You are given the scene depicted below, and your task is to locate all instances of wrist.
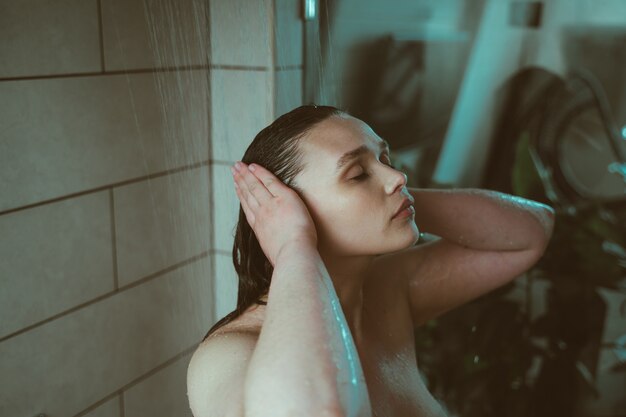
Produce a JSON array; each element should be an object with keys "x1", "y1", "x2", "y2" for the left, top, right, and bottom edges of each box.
[{"x1": 276, "y1": 236, "x2": 319, "y2": 263}]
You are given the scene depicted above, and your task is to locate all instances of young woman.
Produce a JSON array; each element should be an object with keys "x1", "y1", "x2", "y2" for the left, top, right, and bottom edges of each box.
[{"x1": 186, "y1": 105, "x2": 555, "y2": 417}]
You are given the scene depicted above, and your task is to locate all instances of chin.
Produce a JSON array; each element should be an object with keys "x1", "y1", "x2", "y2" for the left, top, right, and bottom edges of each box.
[
  {"x1": 383, "y1": 232, "x2": 419, "y2": 254},
  {"x1": 402, "y1": 223, "x2": 420, "y2": 247}
]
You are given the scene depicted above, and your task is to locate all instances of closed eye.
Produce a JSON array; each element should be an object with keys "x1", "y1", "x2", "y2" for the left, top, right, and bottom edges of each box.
[{"x1": 350, "y1": 155, "x2": 394, "y2": 181}]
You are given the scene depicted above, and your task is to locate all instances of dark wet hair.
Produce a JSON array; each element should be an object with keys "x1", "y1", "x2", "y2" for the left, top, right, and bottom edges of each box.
[{"x1": 202, "y1": 104, "x2": 346, "y2": 341}]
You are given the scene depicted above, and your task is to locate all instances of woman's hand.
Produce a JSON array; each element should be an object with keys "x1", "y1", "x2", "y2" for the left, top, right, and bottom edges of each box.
[{"x1": 231, "y1": 161, "x2": 318, "y2": 267}]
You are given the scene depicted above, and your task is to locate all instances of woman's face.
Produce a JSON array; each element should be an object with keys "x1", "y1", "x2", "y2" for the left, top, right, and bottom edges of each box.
[{"x1": 293, "y1": 114, "x2": 420, "y2": 257}]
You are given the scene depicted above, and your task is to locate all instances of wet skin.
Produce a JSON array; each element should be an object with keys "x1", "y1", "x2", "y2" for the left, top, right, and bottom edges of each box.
[{"x1": 209, "y1": 258, "x2": 449, "y2": 417}]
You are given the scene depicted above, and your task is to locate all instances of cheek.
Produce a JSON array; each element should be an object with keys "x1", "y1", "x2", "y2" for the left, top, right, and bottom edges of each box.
[
  {"x1": 306, "y1": 189, "x2": 384, "y2": 241},
  {"x1": 335, "y1": 203, "x2": 382, "y2": 239}
]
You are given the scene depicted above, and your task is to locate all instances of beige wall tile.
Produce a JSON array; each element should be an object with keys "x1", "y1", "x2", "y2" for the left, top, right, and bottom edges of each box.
[
  {"x1": 0, "y1": 70, "x2": 209, "y2": 212},
  {"x1": 0, "y1": 257, "x2": 212, "y2": 417},
  {"x1": 114, "y1": 166, "x2": 211, "y2": 287},
  {"x1": 275, "y1": 69, "x2": 303, "y2": 118},
  {"x1": 0, "y1": 0, "x2": 101, "y2": 78},
  {"x1": 124, "y1": 353, "x2": 193, "y2": 417},
  {"x1": 210, "y1": 69, "x2": 273, "y2": 162},
  {"x1": 214, "y1": 253, "x2": 239, "y2": 322},
  {"x1": 274, "y1": 0, "x2": 304, "y2": 67},
  {"x1": 209, "y1": 0, "x2": 272, "y2": 67},
  {"x1": 211, "y1": 163, "x2": 240, "y2": 253},
  {"x1": 84, "y1": 396, "x2": 120, "y2": 417},
  {"x1": 102, "y1": 0, "x2": 209, "y2": 71},
  {"x1": 0, "y1": 191, "x2": 113, "y2": 339}
]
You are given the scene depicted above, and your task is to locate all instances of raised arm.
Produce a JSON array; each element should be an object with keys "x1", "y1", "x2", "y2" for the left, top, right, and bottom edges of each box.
[
  {"x1": 376, "y1": 187, "x2": 555, "y2": 328},
  {"x1": 231, "y1": 161, "x2": 372, "y2": 417},
  {"x1": 245, "y1": 239, "x2": 372, "y2": 417}
]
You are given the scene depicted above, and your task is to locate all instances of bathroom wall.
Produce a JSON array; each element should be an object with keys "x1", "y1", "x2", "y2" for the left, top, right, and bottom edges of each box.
[{"x1": 0, "y1": 0, "x2": 303, "y2": 416}]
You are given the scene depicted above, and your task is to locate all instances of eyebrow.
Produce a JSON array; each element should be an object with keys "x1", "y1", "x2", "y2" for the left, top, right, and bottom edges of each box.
[{"x1": 335, "y1": 138, "x2": 390, "y2": 174}]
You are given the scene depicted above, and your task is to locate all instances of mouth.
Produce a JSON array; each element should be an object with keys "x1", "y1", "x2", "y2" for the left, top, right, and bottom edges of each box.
[{"x1": 391, "y1": 197, "x2": 415, "y2": 220}]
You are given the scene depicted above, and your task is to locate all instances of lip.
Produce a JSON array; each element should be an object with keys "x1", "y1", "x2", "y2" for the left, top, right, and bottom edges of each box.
[{"x1": 391, "y1": 197, "x2": 415, "y2": 219}]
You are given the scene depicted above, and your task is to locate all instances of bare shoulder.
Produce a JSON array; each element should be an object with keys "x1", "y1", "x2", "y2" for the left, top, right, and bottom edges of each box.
[{"x1": 187, "y1": 329, "x2": 260, "y2": 417}]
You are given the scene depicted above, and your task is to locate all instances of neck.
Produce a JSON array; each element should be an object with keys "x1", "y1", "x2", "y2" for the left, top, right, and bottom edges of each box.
[
  {"x1": 256, "y1": 249, "x2": 376, "y2": 340},
  {"x1": 318, "y1": 248, "x2": 376, "y2": 340}
]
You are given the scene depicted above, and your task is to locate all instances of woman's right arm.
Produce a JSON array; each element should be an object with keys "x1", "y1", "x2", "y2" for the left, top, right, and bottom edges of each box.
[
  {"x1": 243, "y1": 239, "x2": 372, "y2": 417},
  {"x1": 230, "y1": 161, "x2": 371, "y2": 417}
]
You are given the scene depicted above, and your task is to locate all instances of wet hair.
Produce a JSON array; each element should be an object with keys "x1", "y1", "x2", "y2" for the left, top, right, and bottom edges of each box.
[{"x1": 202, "y1": 104, "x2": 346, "y2": 341}]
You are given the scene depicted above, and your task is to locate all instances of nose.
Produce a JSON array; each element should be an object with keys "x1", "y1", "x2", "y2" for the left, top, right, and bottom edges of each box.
[{"x1": 387, "y1": 166, "x2": 407, "y2": 194}]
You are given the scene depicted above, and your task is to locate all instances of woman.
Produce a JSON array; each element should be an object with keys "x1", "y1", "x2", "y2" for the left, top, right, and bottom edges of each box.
[{"x1": 187, "y1": 104, "x2": 555, "y2": 417}]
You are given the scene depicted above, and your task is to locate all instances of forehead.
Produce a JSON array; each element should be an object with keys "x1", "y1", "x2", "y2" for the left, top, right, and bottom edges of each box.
[{"x1": 299, "y1": 115, "x2": 384, "y2": 164}]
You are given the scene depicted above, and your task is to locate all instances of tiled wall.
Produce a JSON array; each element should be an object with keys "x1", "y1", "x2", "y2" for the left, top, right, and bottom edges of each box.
[{"x1": 0, "y1": 0, "x2": 303, "y2": 416}]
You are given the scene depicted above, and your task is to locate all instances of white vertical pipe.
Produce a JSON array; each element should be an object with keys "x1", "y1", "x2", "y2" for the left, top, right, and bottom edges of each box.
[{"x1": 432, "y1": 0, "x2": 530, "y2": 187}]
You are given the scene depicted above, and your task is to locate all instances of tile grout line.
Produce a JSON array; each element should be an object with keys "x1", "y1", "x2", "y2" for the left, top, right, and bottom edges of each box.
[
  {"x1": 109, "y1": 188, "x2": 119, "y2": 290},
  {"x1": 208, "y1": 164, "x2": 217, "y2": 327},
  {"x1": 69, "y1": 391, "x2": 119, "y2": 417},
  {"x1": 72, "y1": 344, "x2": 197, "y2": 417},
  {"x1": 0, "y1": 160, "x2": 210, "y2": 217},
  {"x1": 119, "y1": 390, "x2": 125, "y2": 417},
  {"x1": 0, "y1": 64, "x2": 278, "y2": 83},
  {"x1": 0, "y1": 251, "x2": 211, "y2": 344},
  {"x1": 206, "y1": 0, "x2": 217, "y2": 328},
  {"x1": 270, "y1": 0, "x2": 277, "y2": 120}
]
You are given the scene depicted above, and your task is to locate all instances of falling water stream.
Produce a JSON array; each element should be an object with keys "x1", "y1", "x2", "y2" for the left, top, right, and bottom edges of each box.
[{"x1": 111, "y1": 0, "x2": 213, "y2": 342}]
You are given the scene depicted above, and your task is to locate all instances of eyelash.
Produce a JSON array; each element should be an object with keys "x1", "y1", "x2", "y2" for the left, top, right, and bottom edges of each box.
[{"x1": 350, "y1": 157, "x2": 394, "y2": 182}]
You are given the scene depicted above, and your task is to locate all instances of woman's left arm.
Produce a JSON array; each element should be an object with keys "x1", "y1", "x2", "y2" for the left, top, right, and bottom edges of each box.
[
  {"x1": 408, "y1": 187, "x2": 555, "y2": 251},
  {"x1": 382, "y1": 187, "x2": 556, "y2": 327}
]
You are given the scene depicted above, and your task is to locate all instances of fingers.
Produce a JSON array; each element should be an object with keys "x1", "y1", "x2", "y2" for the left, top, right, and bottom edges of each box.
[
  {"x1": 233, "y1": 162, "x2": 275, "y2": 205},
  {"x1": 231, "y1": 166, "x2": 257, "y2": 226},
  {"x1": 234, "y1": 182, "x2": 256, "y2": 225},
  {"x1": 232, "y1": 162, "x2": 284, "y2": 200},
  {"x1": 244, "y1": 163, "x2": 286, "y2": 198},
  {"x1": 232, "y1": 162, "x2": 285, "y2": 228}
]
